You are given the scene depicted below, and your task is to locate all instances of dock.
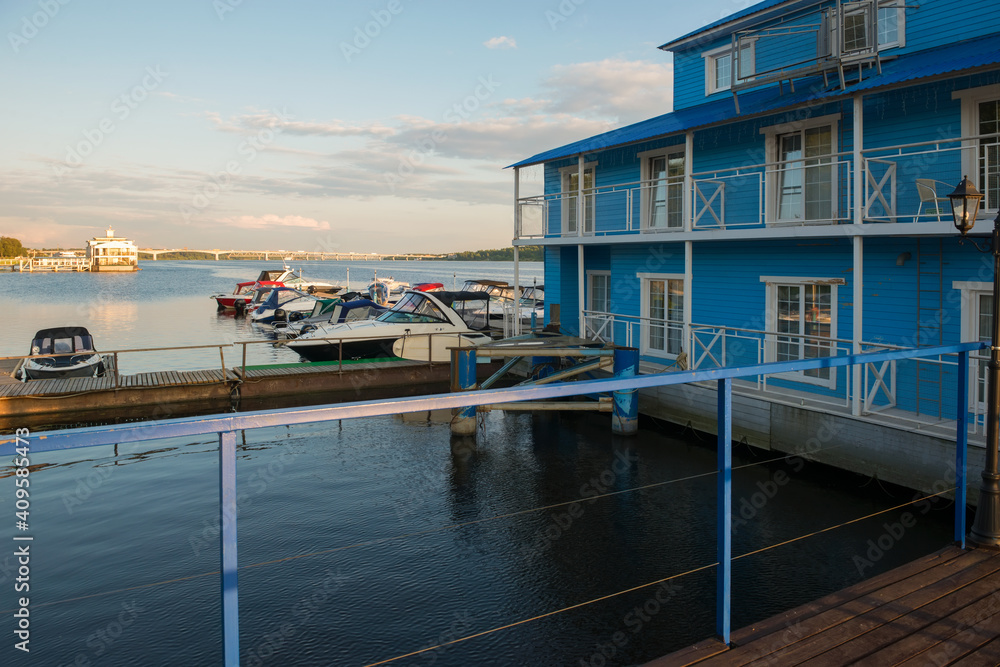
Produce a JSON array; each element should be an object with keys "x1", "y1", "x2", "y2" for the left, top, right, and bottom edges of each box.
[
  {"x1": 0, "y1": 357, "x2": 501, "y2": 429},
  {"x1": 648, "y1": 545, "x2": 1000, "y2": 666}
]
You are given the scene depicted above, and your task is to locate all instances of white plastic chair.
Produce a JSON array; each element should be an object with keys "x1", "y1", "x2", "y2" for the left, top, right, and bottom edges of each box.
[{"x1": 914, "y1": 179, "x2": 952, "y2": 222}]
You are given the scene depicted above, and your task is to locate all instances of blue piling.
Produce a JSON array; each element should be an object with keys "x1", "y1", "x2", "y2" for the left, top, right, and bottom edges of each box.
[
  {"x1": 612, "y1": 347, "x2": 639, "y2": 436},
  {"x1": 450, "y1": 348, "x2": 478, "y2": 436},
  {"x1": 219, "y1": 430, "x2": 239, "y2": 666}
]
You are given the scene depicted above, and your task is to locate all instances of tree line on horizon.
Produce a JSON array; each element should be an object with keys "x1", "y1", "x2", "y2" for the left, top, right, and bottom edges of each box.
[
  {"x1": 0, "y1": 237, "x2": 26, "y2": 258},
  {"x1": 1, "y1": 240, "x2": 543, "y2": 262},
  {"x1": 440, "y1": 246, "x2": 541, "y2": 262}
]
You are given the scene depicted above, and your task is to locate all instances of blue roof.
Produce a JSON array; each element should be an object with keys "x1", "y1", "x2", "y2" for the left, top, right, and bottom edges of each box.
[{"x1": 507, "y1": 34, "x2": 1000, "y2": 169}]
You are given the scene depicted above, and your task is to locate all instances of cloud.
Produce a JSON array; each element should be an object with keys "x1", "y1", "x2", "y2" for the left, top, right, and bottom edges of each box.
[
  {"x1": 541, "y1": 58, "x2": 673, "y2": 123},
  {"x1": 484, "y1": 36, "x2": 517, "y2": 50},
  {"x1": 220, "y1": 214, "x2": 331, "y2": 230},
  {"x1": 204, "y1": 110, "x2": 395, "y2": 138}
]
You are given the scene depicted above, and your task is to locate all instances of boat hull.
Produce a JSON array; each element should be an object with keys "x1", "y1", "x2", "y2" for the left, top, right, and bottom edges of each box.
[
  {"x1": 287, "y1": 338, "x2": 396, "y2": 362},
  {"x1": 22, "y1": 357, "x2": 106, "y2": 380}
]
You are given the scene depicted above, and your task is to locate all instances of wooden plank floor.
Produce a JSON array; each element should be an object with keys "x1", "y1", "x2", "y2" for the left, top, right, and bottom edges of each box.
[{"x1": 647, "y1": 546, "x2": 1000, "y2": 667}]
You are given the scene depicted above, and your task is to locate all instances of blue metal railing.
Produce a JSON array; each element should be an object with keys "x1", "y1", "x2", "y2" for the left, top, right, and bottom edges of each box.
[{"x1": 0, "y1": 341, "x2": 986, "y2": 663}]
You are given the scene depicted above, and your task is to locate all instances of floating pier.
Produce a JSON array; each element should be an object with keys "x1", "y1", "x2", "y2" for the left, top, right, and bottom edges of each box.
[
  {"x1": 0, "y1": 357, "x2": 501, "y2": 429},
  {"x1": 648, "y1": 545, "x2": 1000, "y2": 666}
]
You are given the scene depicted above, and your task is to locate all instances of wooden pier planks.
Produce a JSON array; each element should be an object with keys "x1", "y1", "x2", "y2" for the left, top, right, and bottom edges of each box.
[{"x1": 646, "y1": 546, "x2": 1000, "y2": 667}]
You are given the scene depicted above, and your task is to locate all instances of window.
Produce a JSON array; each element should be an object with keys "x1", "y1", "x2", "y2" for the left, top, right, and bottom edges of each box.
[
  {"x1": 640, "y1": 273, "x2": 684, "y2": 357},
  {"x1": 956, "y1": 281, "x2": 993, "y2": 414},
  {"x1": 979, "y1": 99, "x2": 1000, "y2": 211},
  {"x1": 840, "y1": 0, "x2": 904, "y2": 53},
  {"x1": 587, "y1": 271, "x2": 612, "y2": 340},
  {"x1": 763, "y1": 277, "x2": 842, "y2": 388},
  {"x1": 956, "y1": 85, "x2": 1000, "y2": 213},
  {"x1": 763, "y1": 114, "x2": 839, "y2": 224},
  {"x1": 639, "y1": 148, "x2": 685, "y2": 231},
  {"x1": 703, "y1": 43, "x2": 754, "y2": 95},
  {"x1": 560, "y1": 163, "x2": 595, "y2": 235},
  {"x1": 876, "y1": 1, "x2": 903, "y2": 48}
]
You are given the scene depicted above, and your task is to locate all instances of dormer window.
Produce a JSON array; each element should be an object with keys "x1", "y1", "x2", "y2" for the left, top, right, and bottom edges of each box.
[
  {"x1": 703, "y1": 42, "x2": 754, "y2": 95},
  {"x1": 876, "y1": 0, "x2": 904, "y2": 49},
  {"x1": 836, "y1": 0, "x2": 905, "y2": 54}
]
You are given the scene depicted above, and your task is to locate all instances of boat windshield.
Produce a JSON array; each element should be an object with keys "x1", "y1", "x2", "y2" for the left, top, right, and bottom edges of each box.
[
  {"x1": 32, "y1": 334, "x2": 94, "y2": 355},
  {"x1": 376, "y1": 293, "x2": 448, "y2": 324},
  {"x1": 275, "y1": 290, "x2": 307, "y2": 306}
]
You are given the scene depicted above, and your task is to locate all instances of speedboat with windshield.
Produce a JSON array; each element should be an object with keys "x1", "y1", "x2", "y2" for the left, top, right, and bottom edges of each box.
[
  {"x1": 285, "y1": 290, "x2": 493, "y2": 361},
  {"x1": 249, "y1": 287, "x2": 322, "y2": 324},
  {"x1": 19, "y1": 327, "x2": 106, "y2": 380},
  {"x1": 273, "y1": 297, "x2": 388, "y2": 338},
  {"x1": 212, "y1": 280, "x2": 284, "y2": 311}
]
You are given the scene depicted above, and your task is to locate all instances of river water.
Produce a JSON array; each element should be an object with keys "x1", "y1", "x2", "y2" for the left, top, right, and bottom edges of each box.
[{"x1": 0, "y1": 261, "x2": 958, "y2": 666}]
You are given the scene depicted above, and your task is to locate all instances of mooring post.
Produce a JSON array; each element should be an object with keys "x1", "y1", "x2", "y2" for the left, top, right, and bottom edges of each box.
[
  {"x1": 611, "y1": 347, "x2": 639, "y2": 436},
  {"x1": 956, "y1": 350, "x2": 969, "y2": 548},
  {"x1": 717, "y1": 378, "x2": 732, "y2": 645},
  {"x1": 219, "y1": 430, "x2": 239, "y2": 666},
  {"x1": 450, "y1": 347, "x2": 478, "y2": 436}
]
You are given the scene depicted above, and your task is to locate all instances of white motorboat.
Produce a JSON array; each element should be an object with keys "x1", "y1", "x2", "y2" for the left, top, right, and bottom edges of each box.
[
  {"x1": 19, "y1": 327, "x2": 107, "y2": 380},
  {"x1": 253, "y1": 267, "x2": 343, "y2": 294},
  {"x1": 285, "y1": 290, "x2": 493, "y2": 361},
  {"x1": 249, "y1": 287, "x2": 322, "y2": 324},
  {"x1": 273, "y1": 296, "x2": 388, "y2": 338}
]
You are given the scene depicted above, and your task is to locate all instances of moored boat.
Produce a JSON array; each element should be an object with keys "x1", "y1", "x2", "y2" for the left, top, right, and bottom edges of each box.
[
  {"x1": 212, "y1": 280, "x2": 285, "y2": 311},
  {"x1": 273, "y1": 297, "x2": 389, "y2": 338},
  {"x1": 19, "y1": 327, "x2": 107, "y2": 381},
  {"x1": 285, "y1": 290, "x2": 493, "y2": 362}
]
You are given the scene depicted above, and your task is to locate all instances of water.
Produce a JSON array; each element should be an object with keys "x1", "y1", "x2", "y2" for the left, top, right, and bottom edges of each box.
[
  {"x1": 0, "y1": 261, "x2": 958, "y2": 666},
  {"x1": 0, "y1": 259, "x2": 543, "y2": 373}
]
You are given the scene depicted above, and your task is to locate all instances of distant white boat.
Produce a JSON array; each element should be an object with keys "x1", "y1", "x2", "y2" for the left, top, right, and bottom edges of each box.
[{"x1": 86, "y1": 227, "x2": 139, "y2": 272}]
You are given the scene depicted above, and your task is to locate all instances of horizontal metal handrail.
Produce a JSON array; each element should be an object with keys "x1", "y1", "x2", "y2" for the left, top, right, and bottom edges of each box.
[{"x1": 1, "y1": 341, "x2": 985, "y2": 452}]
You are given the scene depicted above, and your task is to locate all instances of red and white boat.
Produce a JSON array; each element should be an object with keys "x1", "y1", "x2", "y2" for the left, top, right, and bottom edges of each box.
[{"x1": 212, "y1": 280, "x2": 284, "y2": 311}]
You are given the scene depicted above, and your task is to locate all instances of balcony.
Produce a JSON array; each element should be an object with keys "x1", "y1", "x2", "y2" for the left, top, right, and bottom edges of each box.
[
  {"x1": 516, "y1": 133, "x2": 1000, "y2": 241},
  {"x1": 581, "y1": 310, "x2": 989, "y2": 441}
]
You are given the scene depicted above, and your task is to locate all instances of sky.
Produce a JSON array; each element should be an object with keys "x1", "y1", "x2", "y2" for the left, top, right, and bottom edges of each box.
[{"x1": 0, "y1": 0, "x2": 754, "y2": 254}]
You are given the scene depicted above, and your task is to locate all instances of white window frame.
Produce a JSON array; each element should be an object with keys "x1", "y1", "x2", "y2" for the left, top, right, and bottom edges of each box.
[
  {"x1": 703, "y1": 41, "x2": 755, "y2": 95},
  {"x1": 761, "y1": 113, "x2": 841, "y2": 224},
  {"x1": 559, "y1": 162, "x2": 596, "y2": 235},
  {"x1": 955, "y1": 280, "x2": 992, "y2": 414},
  {"x1": 587, "y1": 270, "x2": 612, "y2": 341},
  {"x1": 954, "y1": 84, "x2": 1000, "y2": 214},
  {"x1": 875, "y1": 0, "x2": 905, "y2": 50},
  {"x1": 639, "y1": 272, "x2": 685, "y2": 359},
  {"x1": 638, "y1": 146, "x2": 686, "y2": 232},
  {"x1": 833, "y1": 0, "x2": 905, "y2": 55},
  {"x1": 761, "y1": 276, "x2": 843, "y2": 389}
]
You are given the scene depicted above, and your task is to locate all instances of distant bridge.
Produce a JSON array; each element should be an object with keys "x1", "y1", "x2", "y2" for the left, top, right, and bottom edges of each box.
[{"x1": 137, "y1": 249, "x2": 444, "y2": 261}]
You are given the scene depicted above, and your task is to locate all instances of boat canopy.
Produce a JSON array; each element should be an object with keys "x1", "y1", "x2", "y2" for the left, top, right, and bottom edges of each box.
[
  {"x1": 258, "y1": 287, "x2": 314, "y2": 310},
  {"x1": 30, "y1": 327, "x2": 96, "y2": 355}
]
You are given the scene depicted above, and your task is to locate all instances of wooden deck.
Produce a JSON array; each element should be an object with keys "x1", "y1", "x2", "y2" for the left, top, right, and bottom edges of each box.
[
  {"x1": 0, "y1": 358, "x2": 498, "y2": 427},
  {"x1": 648, "y1": 546, "x2": 1000, "y2": 667}
]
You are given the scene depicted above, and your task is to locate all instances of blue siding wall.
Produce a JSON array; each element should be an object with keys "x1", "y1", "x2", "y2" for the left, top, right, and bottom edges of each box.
[{"x1": 671, "y1": 0, "x2": 1000, "y2": 110}]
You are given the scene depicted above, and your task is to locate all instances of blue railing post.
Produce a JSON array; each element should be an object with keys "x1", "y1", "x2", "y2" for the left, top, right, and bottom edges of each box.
[
  {"x1": 612, "y1": 347, "x2": 639, "y2": 436},
  {"x1": 219, "y1": 430, "x2": 239, "y2": 666},
  {"x1": 956, "y1": 351, "x2": 969, "y2": 548},
  {"x1": 717, "y1": 378, "x2": 732, "y2": 644},
  {"x1": 450, "y1": 348, "x2": 478, "y2": 436}
]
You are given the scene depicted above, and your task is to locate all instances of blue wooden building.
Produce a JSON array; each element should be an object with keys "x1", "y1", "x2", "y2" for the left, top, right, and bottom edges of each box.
[{"x1": 509, "y1": 0, "x2": 1000, "y2": 490}]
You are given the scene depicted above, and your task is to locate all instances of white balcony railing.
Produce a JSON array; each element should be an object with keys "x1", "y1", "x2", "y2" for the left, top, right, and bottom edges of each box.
[
  {"x1": 514, "y1": 133, "x2": 1000, "y2": 240},
  {"x1": 580, "y1": 311, "x2": 981, "y2": 431}
]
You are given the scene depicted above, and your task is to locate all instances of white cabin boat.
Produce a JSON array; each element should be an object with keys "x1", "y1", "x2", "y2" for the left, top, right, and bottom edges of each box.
[{"x1": 85, "y1": 227, "x2": 139, "y2": 272}]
